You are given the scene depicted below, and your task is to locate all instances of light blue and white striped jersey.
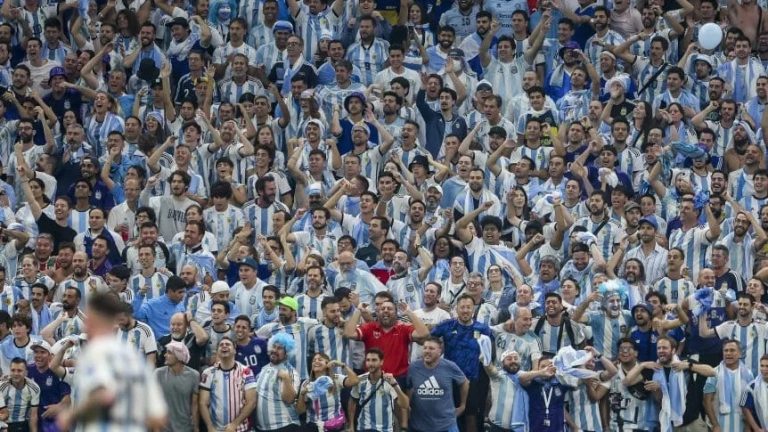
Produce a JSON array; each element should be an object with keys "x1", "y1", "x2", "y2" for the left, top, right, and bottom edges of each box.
[
  {"x1": 585, "y1": 310, "x2": 634, "y2": 359},
  {"x1": 254, "y1": 362, "x2": 300, "y2": 430},
  {"x1": 633, "y1": 57, "x2": 668, "y2": 105},
  {"x1": 301, "y1": 374, "x2": 346, "y2": 424},
  {"x1": 487, "y1": 368, "x2": 528, "y2": 430},
  {"x1": 248, "y1": 23, "x2": 275, "y2": 49},
  {"x1": 490, "y1": 325, "x2": 541, "y2": 371},
  {"x1": 652, "y1": 276, "x2": 695, "y2": 305},
  {"x1": 346, "y1": 39, "x2": 390, "y2": 86},
  {"x1": 0, "y1": 285, "x2": 23, "y2": 315},
  {"x1": 255, "y1": 42, "x2": 284, "y2": 72},
  {"x1": 668, "y1": 226, "x2": 713, "y2": 282},
  {"x1": 704, "y1": 365, "x2": 753, "y2": 432},
  {"x1": 351, "y1": 374, "x2": 399, "y2": 432},
  {"x1": 738, "y1": 195, "x2": 768, "y2": 221},
  {"x1": 12, "y1": 274, "x2": 54, "y2": 301},
  {"x1": 572, "y1": 217, "x2": 626, "y2": 259},
  {"x1": 719, "y1": 233, "x2": 757, "y2": 280},
  {"x1": 243, "y1": 200, "x2": 291, "y2": 238},
  {"x1": 231, "y1": 280, "x2": 268, "y2": 319},
  {"x1": 217, "y1": 78, "x2": 265, "y2": 105},
  {"x1": 316, "y1": 82, "x2": 367, "y2": 120},
  {"x1": 465, "y1": 237, "x2": 518, "y2": 277},
  {"x1": 200, "y1": 361, "x2": 257, "y2": 432},
  {"x1": 202, "y1": 323, "x2": 235, "y2": 359},
  {"x1": 169, "y1": 245, "x2": 217, "y2": 282},
  {"x1": 292, "y1": 231, "x2": 338, "y2": 265},
  {"x1": 714, "y1": 320, "x2": 768, "y2": 375},
  {"x1": 86, "y1": 112, "x2": 125, "y2": 158},
  {"x1": 116, "y1": 320, "x2": 158, "y2": 357},
  {"x1": 70, "y1": 336, "x2": 166, "y2": 432},
  {"x1": 0, "y1": 337, "x2": 37, "y2": 374},
  {"x1": 532, "y1": 316, "x2": 586, "y2": 353},
  {"x1": 623, "y1": 244, "x2": 668, "y2": 285},
  {"x1": 703, "y1": 120, "x2": 733, "y2": 158},
  {"x1": 203, "y1": 204, "x2": 245, "y2": 254},
  {"x1": 49, "y1": 304, "x2": 86, "y2": 342},
  {"x1": 386, "y1": 271, "x2": 425, "y2": 311},
  {"x1": 69, "y1": 209, "x2": 91, "y2": 235},
  {"x1": 0, "y1": 377, "x2": 40, "y2": 423},
  {"x1": 41, "y1": 42, "x2": 71, "y2": 63},
  {"x1": 213, "y1": 42, "x2": 258, "y2": 80},
  {"x1": 309, "y1": 323, "x2": 350, "y2": 365},
  {"x1": 585, "y1": 30, "x2": 625, "y2": 65},
  {"x1": 294, "y1": 7, "x2": 341, "y2": 62},
  {"x1": 256, "y1": 318, "x2": 319, "y2": 380},
  {"x1": 569, "y1": 379, "x2": 605, "y2": 432},
  {"x1": 296, "y1": 293, "x2": 327, "y2": 321},
  {"x1": 129, "y1": 271, "x2": 170, "y2": 310}
]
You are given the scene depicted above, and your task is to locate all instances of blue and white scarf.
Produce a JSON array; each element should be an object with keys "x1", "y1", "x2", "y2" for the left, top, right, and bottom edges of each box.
[
  {"x1": 653, "y1": 356, "x2": 687, "y2": 432},
  {"x1": 716, "y1": 361, "x2": 753, "y2": 414}
]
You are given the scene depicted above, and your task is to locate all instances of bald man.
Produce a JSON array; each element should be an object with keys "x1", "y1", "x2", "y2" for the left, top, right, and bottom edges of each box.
[
  {"x1": 156, "y1": 312, "x2": 209, "y2": 370},
  {"x1": 54, "y1": 251, "x2": 109, "y2": 303},
  {"x1": 332, "y1": 251, "x2": 386, "y2": 304}
]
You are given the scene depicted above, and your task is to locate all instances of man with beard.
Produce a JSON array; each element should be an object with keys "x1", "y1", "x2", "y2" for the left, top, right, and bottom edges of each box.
[
  {"x1": 407, "y1": 336, "x2": 470, "y2": 432},
  {"x1": 202, "y1": 300, "x2": 235, "y2": 365},
  {"x1": 704, "y1": 340, "x2": 755, "y2": 432},
  {"x1": 669, "y1": 196, "x2": 721, "y2": 281},
  {"x1": 169, "y1": 221, "x2": 216, "y2": 285},
  {"x1": 490, "y1": 349, "x2": 555, "y2": 431},
  {"x1": 317, "y1": 60, "x2": 367, "y2": 121},
  {"x1": 699, "y1": 292, "x2": 767, "y2": 376},
  {"x1": 491, "y1": 307, "x2": 542, "y2": 372},
  {"x1": 353, "y1": 214, "x2": 387, "y2": 267},
  {"x1": 256, "y1": 296, "x2": 318, "y2": 380},
  {"x1": 295, "y1": 265, "x2": 328, "y2": 320},
  {"x1": 573, "y1": 289, "x2": 633, "y2": 359},
  {"x1": 411, "y1": 282, "x2": 451, "y2": 361},
  {"x1": 122, "y1": 222, "x2": 169, "y2": 275},
  {"x1": 458, "y1": 11, "x2": 495, "y2": 77},
  {"x1": 128, "y1": 244, "x2": 169, "y2": 309},
  {"x1": 282, "y1": 207, "x2": 339, "y2": 264},
  {"x1": 233, "y1": 315, "x2": 268, "y2": 377},
  {"x1": 218, "y1": 54, "x2": 264, "y2": 105},
  {"x1": 629, "y1": 300, "x2": 685, "y2": 362},
  {"x1": 253, "y1": 334, "x2": 300, "y2": 430},
  {"x1": 570, "y1": 191, "x2": 626, "y2": 258},
  {"x1": 693, "y1": 96, "x2": 736, "y2": 158},
  {"x1": 309, "y1": 296, "x2": 352, "y2": 367},
  {"x1": 625, "y1": 336, "x2": 716, "y2": 431},
  {"x1": 41, "y1": 286, "x2": 85, "y2": 343},
  {"x1": 115, "y1": 303, "x2": 157, "y2": 365},
  {"x1": 67, "y1": 155, "x2": 115, "y2": 215},
  {"x1": 199, "y1": 337, "x2": 257, "y2": 432},
  {"x1": 156, "y1": 312, "x2": 208, "y2": 370},
  {"x1": 718, "y1": 212, "x2": 767, "y2": 281},
  {"x1": 332, "y1": 250, "x2": 386, "y2": 304},
  {"x1": 454, "y1": 170, "x2": 501, "y2": 222},
  {"x1": 349, "y1": 348, "x2": 409, "y2": 432},
  {"x1": 28, "y1": 283, "x2": 52, "y2": 335},
  {"x1": 139, "y1": 170, "x2": 195, "y2": 243},
  {"x1": 618, "y1": 215, "x2": 667, "y2": 284},
  {"x1": 123, "y1": 22, "x2": 166, "y2": 76},
  {"x1": 532, "y1": 292, "x2": 585, "y2": 353},
  {"x1": 244, "y1": 175, "x2": 291, "y2": 238},
  {"x1": 728, "y1": 142, "x2": 763, "y2": 201},
  {"x1": 582, "y1": 7, "x2": 625, "y2": 65},
  {"x1": 54, "y1": 251, "x2": 108, "y2": 303},
  {"x1": 386, "y1": 245, "x2": 433, "y2": 311},
  {"x1": 746, "y1": 76, "x2": 768, "y2": 122},
  {"x1": 135, "y1": 275, "x2": 187, "y2": 341},
  {"x1": 718, "y1": 35, "x2": 767, "y2": 104}
]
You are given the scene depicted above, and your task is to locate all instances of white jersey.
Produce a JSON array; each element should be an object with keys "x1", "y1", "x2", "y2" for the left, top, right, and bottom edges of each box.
[
  {"x1": 254, "y1": 362, "x2": 300, "y2": 430},
  {"x1": 256, "y1": 318, "x2": 319, "y2": 380},
  {"x1": 71, "y1": 336, "x2": 167, "y2": 432},
  {"x1": 203, "y1": 205, "x2": 245, "y2": 254},
  {"x1": 116, "y1": 320, "x2": 158, "y2": 358}
]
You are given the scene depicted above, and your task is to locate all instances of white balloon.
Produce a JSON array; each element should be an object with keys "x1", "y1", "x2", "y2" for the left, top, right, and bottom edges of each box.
[{"x1": 698, "y1": 23, "x2": 723, "y2": 50}]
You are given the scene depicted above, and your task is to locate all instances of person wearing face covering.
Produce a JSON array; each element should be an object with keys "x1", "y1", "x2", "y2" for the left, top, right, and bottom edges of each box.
[{"x1": 572, "y1": 288, "x2": 634, "y2": 360}]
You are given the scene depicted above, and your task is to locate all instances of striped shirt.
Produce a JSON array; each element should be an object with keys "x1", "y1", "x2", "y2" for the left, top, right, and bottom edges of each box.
[
  {"x1": 86, "y1": 113, "x2": 125, "y2": 158},
  {"x1": 572, "y1": 217, "x2": 626, "y2": 259},
  {"x1": 116, "y1": 320, "x2": 158, "y2": 358},
  {"x1": 256, "y1": 318, "x2": 319, "y2": 380},
  {"x1": 633, "y1": 57, "x2": 668, "y2": 105},
  {"x1": 668, "y1": 226, "x2": 713, "y2": 282},
  {"x1": 212, "y1": 43, "x2": 258, "y2": 80},
  {"x1": 714, "y1": 320, "x2": 768, "y2": 375},
  {"x1": 230, "y1": 280, "x2": 268, "y2": 319},
  {"x1": 0, "y1": 285, "x2": 23, "y2": 315},
  {"x1": 203, "y1": 205, "x2": 245, "y2": 254},
  {"x1": 308, "y1": 323, "x2": 350, "y2": 365},
  {"x1": 346, "y1": 39, "x2": 390, "y2": 86},
  {"x1": 652, "y1": 276, "x2": 696, "y2": 305},
  {"x1": 487, "y1": 368, "x2": 528, "y2": 430},
  {"x1": 296, "y1": 293, "x2": 327, "y2": 321},
  {"x1": 623, "y1": 244, "x2": 668, "y2": 284},
  {"x1": 585, "y1": 311, "x2": 634, "y2": 359},
  {"x1": 243, "y1": 200, "x2": 291, "y2": 238},
  {"x1": 49, "y1": 305, "x2": 87, "y2": 342},
  {"x1": 71, "y1": 336, "x2": 167, "y2": 432},
  {"x1": 570, "y1": 379, "x2": 605, "y2": 432},
  {"x1": 301, "y1": 374, "x2": 346, "y2": 424},
  {"x1": 129, "y1": 271, "x2": 170, "y2": 310},
  {"x1": 703, "y1": 365, "x2": 752, "y2": 432},
  {"x1": 719, "y1": 233, "x2": 757, "y2": 280},
  {"x1": 350, "y1": 374, "x2": 399, "y2": 432},
  {"x1": 218, "y1": 78, "x2": 265, "y2": 105},
  {"x1": 294, "y1": 8, "x2": 341, "y2": 62},
  {"x1": 0, "y1": 377, "x2": 40, "y2": 423},
  {"x1": 490, "y1": 325, "x2": 541, "y2": 371},
  {"x1": 200, "y1": 362, "x2": 257, "y2": 432},
  {"x1": 254, "y1": 362, "x2": 300, "y2": 430},
  {"x1": 254, "y1": 42, "x2": 284, "y2": 73}
]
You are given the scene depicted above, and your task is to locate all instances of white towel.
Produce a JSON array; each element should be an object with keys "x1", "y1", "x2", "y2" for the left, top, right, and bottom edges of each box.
[
  {"x1": 716, "y1": 361, "x2": 753, "y2": 414},
  {"x1": 751, "y1": 377, "x2": 768, "y2": 428},
  {"x1": 653, "y1": 355, "x2": 687, "y2": 432}
]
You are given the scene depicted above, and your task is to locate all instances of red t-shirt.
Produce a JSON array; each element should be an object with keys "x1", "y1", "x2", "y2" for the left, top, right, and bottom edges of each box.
[{"x1": 357, "y1": 321, "x2": 414, "y2": 377}]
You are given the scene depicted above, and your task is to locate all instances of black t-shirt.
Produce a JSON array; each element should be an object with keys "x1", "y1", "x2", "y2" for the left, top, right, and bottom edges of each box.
[
  {"x1": 610, "y1": 100, "x2": 636, "y2": 121},
  {"x1": 36, "y1": 213, "x2": 76, "y2": 254},
  {"x1": 157, "y1": 333, "x2": 206, "y2": 372}
]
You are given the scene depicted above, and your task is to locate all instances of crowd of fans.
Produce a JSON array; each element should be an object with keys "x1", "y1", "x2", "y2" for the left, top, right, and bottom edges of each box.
[{"x1": 1, "y1": 0, "x2": 768, "y2": 430}]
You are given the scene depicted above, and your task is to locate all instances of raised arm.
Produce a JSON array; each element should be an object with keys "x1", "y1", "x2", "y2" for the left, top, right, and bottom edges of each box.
[
  {"x1": 479, "y1": 20, "x2": 500, "y2": 68},
  {"x1": 455, "y1": 202, "x2": 493, "y2": 244}
]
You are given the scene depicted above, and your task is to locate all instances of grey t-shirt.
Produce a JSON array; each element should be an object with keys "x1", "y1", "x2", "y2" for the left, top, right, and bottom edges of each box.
[
  {"x1": 406, "y1": 358, "x2": 467, "y2": 431},
  {"x1": 154, "y1": 365, "x2": 200, "y2": 432}
]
